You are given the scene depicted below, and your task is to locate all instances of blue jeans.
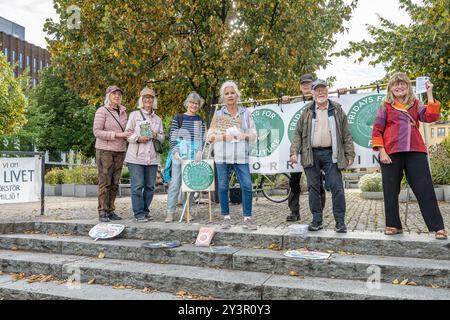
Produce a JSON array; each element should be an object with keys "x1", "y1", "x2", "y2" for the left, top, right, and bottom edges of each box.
[
  {"x1": 128, "y1": 163, "x2": 158, "y2": 218},
  {"x1": 216, "y1": 163, "x2": 252, "y2": 217},
  {"x1": 166, "y1": 159, "x2": 194, "y2": 214},
  {"x1": 304, "y1": 148, "x2": 345, "y2": 225}
]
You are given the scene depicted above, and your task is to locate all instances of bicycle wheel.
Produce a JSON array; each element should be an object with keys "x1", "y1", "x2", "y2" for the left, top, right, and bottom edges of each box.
[{"x1": 261, "y1": 173, "x2": 291, "y2": 203}]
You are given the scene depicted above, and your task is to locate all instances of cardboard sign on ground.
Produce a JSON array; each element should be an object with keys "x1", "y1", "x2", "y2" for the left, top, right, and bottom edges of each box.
[
  {"x1": 195, "y1": 227, "x2": 215, "y2": 246},
  {"x1": 142, "y1": 240, "x2": 182, "y2": 249},
  {"x1": 89, "y1": 224, "x2": 125, "y2": 241}
]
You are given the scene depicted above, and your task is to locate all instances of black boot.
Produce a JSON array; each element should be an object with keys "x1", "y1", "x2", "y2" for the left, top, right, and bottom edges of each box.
[
  {"x1": 99, "y1": 213, "x2": 110, "y2": 222},
  {"x1": 108, "y1": 212, "x2": 123, "y2": 221},
  {"x1": 286, "y1": 212, "x2": 300, "y2": 222}
]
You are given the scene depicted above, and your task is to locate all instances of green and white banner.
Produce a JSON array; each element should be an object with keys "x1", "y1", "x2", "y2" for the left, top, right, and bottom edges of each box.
[
  {"x1": 181, "y1": 159, "x2": 215, "y2": 192},
  {"x1": 248, "y1": 92, "x2": 385, "y2": 173}
]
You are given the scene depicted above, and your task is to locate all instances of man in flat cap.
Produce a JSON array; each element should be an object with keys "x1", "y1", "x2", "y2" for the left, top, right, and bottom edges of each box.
[
  {"x1": 289, "y1": 79, "x2": 355, "y2": 233},
  {"x1": 282, "y1": 74, "x2": 326, "y2": 222}
]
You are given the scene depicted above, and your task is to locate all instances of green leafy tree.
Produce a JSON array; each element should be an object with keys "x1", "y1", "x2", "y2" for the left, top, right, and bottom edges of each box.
[
  {"x1": 0, "y1": 52, "x2": 27, "y2": 135},
  {"x1": 26, "y1": 67, "x2": 96, "y2": 158},
  {"x1": 337, "y1": 0, "x2": 449, "y2": 116},
  {"x1": 45, "y1": 0, "x2": 357, "y2": 121}
]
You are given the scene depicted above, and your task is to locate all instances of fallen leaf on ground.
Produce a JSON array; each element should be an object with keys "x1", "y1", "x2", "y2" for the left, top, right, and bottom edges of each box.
[
  {"x1": 98, "y1": 252, "x2": 105, "y2": 259},
  {"x1": 26, "y1": 274, "x2": 57, "y2": 283},
  {"x1": 11, "y1": 246, "x2": 17, "y2": 251},
  {"x1": 289, "y1": 271, "x2": 299, "y2": 277},
  {"x1": 399, "y1": 279, "x2": 409, "y2": 285},
  {"x1": 268, "y1": 243, "x2": 282, "y2": 251},
  {"x1": 392, "y1": 279, "x2": 399, "y2": 284},
  {"x1": 407, "y1": 281, "x2": 417, "y2": 286},
  {"x1": 430, "y1": 284, "x2": 441, "y2": 289},
  {"x1": 113, "y1": 284, "x2": 126, "y2": 289},
  {"x1": 326, "y1": 250, "x2": 334, "y2": 254},
  {"x1": 338, "y1": 251, "x2": 347, "y2": 255},
  {"x1": 11, "y1": 273, "x2": 25, "y2": 281},
  {"x1": 88, "y1": 278, "x2": 95, "y2": 285}
]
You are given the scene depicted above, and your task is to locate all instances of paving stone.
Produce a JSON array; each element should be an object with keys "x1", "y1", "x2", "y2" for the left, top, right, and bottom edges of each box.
[{"x1": 0, "y1": 191, "x2": 449, "y2": 235}]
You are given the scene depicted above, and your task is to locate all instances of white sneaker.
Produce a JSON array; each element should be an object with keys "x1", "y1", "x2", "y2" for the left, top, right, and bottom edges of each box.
[{"x1": 165, "y1": 213, "x2": 174, "y2": 223}]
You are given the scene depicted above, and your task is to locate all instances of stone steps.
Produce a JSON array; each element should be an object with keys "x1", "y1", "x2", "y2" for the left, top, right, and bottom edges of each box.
[
  {"x1": 26, "y1": 220, "x2": 450, "y2": 260},
  {"x1": 0, "y1": 220, "x2": 449, "y2": 300},
  {"x1": 0, "y1": 233, "x2": 448, "y2": 287},
  {"x1": 0, "y1": 249, "x2": 448, "y2": 300},
  {"x1": 0, "y1": 274, "x2": 181, "y2": 300}
]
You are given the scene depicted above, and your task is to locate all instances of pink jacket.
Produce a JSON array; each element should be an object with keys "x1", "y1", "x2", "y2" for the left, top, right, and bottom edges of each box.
[
  {"x1": 125, "y1": 109, "x2": 165, "y2": 166},
  {"x1": 93, "y1": 105, "x2": 129, "y2": 152}
]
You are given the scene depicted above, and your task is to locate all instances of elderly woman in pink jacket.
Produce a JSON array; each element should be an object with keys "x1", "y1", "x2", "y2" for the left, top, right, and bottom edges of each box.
[
  {"x1": 125, "y1": 87, "x2": 165, "y2": 222},
  {"x1": 93, "y1": 85, "x2": 133, "y2": 222}
]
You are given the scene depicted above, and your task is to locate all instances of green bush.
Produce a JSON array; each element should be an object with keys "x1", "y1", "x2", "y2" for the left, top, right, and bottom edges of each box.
[
  {"x1": 44, "y1": 168, "x2": 64, "y2": 185},
  {"x1": 121, "y1": 166, "x2": 129, "y2": 181},
  {"x1": 359, "y1": 173, "x2": 382, "y2": 192},
  {"x1": 429, "y1": 140, "x2": 450, "y2": 185},
  {"x1": 56, "y1": 166, "x2": 98, "y2": 184}
]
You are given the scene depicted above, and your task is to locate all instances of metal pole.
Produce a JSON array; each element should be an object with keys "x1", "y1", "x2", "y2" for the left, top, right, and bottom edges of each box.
[
  {"x1": 40, "y1": 153, "x2": 45, "y2": 215},
  {"x1": 211, "y1": 79, "x2": 419, "y2": 108}
]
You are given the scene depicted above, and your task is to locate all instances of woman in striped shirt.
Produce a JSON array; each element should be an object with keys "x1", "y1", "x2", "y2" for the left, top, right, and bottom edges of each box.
[
  {"x1": 372, "y1": 72, "x2": 447, "y2": 240},
  {"x1": 165, "y1": 92, "x2": 206, "y2": 222}
]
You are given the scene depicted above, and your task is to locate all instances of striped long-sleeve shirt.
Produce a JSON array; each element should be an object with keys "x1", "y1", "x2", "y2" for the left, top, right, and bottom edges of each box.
[
  {"x1": 169, "y1": 114, "x2": 206, "y2": 159},
  {"x1": 372, "y1": 99, "x2": 440, "y2": 155}
]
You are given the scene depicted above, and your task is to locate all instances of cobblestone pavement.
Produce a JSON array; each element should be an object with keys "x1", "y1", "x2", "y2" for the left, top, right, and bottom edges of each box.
[{"x1": 0, "y1": 190, "x2": 449, "y2": 235}]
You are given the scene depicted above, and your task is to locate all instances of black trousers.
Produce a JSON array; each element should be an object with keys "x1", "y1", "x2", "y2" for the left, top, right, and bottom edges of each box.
[
  {"x1": 380, "y1": 152, "x2": 445, "y2": 231},
  {"x1": 288, "y1": 171, "x2": 326, "y2": 214}
]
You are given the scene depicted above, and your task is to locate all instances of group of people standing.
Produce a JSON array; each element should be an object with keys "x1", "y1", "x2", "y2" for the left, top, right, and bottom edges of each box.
[{"x1": 92, "y1": 73, "x2": 447, "y2": 240}]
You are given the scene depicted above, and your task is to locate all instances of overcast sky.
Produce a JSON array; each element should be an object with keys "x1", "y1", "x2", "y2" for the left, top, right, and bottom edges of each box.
[{"x1": 0, "y1": 0, "x2": 417, "y2": 90}]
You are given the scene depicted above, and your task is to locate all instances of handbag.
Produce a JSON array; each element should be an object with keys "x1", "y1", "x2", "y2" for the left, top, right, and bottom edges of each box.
[
  {"x1": 153, "y1": 139, "x2": 163, "y2": 154},
  {"x1": 139, "y1": 110, "x2": 163, "y2": 154}
]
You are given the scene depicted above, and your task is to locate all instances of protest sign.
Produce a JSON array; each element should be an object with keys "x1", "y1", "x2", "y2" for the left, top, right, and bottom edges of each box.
[{"x1": 0, "y1": 157, "x2": 42, "y2": 204}]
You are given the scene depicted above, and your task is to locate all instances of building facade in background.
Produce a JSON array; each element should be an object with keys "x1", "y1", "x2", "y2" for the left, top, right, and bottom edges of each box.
[
  {"x1": 0, "y1": 16, "x2": 50, "y2": 87},
  {"x1": 423, "y1": 117, "x2": 450, "y2": 148}
]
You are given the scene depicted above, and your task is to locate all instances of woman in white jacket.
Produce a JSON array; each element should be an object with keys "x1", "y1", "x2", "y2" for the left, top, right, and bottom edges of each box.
[{"x1": 125, "y1": 87, "x2": 165, "y2": 222}]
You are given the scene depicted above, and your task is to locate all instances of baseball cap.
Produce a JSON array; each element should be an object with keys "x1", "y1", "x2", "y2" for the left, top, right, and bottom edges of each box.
[
  {"x1": 105, "y1": 85, "x2": 123, "y2": 94},
  {"x1": 311, "y1": 79, "x2": 328, "y2": 90},
  {"x1": 300, "y1": 74, "x2": 314, "y2": 83},
  {"x1": 140, "y1": 87, "x2": 155, "y2": 97}
]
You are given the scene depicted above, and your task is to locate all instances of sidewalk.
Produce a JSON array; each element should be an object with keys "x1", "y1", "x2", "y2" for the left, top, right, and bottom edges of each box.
[{"x1": 0, "y1": 190, "x2": 449, "y2": 234}]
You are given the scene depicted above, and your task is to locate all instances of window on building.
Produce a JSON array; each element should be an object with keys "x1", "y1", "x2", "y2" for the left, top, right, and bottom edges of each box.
[
  {"x1": 26, "y1": 56, "x2": 30, "y2": 68},
  {"x1": 32, "y1": 78, "x2": 36, "y2": 88},
  {"x1": 40, "y1": 60, "x2": 43, "y2": 70},
  {"x1": 437, "y1": 128, "x2": 445, "y2": 137},
  {"x1": 19, "y1": 53, "x2": 23, "y2": 69},
  {"x1": 4, "y1": 48, "x2": 8, "y2": 58},
  {"x1": 431, "y1": 128, "x2": 435, "y2": 138},
  {"x1": 46, "y1": 62, "x2": 49, "y2": 68},
  {"x1": 33, "y1": 58, "x2": 36, "y2": 73},
  {"x1": 12, "y1": 50, "x2": 15, "y2": 63}
]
